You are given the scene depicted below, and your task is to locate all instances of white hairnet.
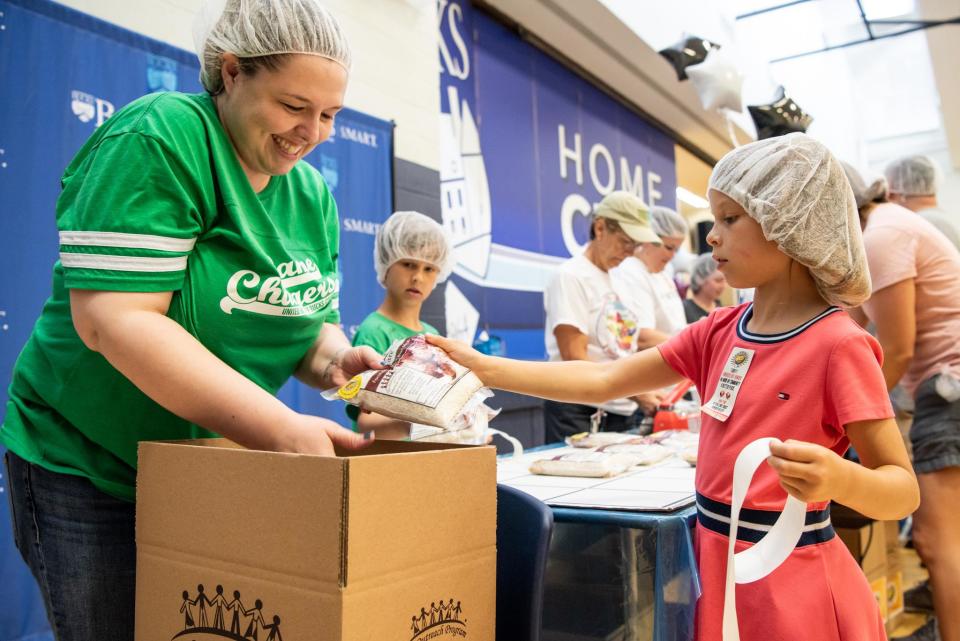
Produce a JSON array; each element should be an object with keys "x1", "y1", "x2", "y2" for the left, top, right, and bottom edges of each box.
[
  {"x1": 840, "y1": 162, "x2": 887, "y2": 209},
  {"x1": 709, "y1": 133, "x2": 871, "y2": 307},
  {"x1": 689, "y1": 253, "x2": 719, "y2": 293},
  {"x1": 885, "y1": 155, "x2": 939, "y2": 196},
  {"x1": 650, "y1": 206, "x2": 689, "y2": 239},
  {"x1": 194, "y1": 0, "x2": 351, "y2": 94},
  {"x1": 375, "y1": 211, "x2": 454, "y2": 287}
]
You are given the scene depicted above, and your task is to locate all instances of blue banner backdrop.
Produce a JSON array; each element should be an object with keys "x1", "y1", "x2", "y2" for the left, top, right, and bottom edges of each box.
[
  {"x1": 438, "y1": 0, "x2": 678, "y2": 359},
  {"x1": 0, "y1": 2, "x2": 392, "y2": 639}
]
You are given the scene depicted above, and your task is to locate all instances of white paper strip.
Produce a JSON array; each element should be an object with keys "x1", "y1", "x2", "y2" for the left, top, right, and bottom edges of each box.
[{"x1": 722, "y1": 437, "x2": 807, "y2": 641}]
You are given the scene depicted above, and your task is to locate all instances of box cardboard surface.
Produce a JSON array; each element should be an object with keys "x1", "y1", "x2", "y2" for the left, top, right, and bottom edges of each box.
[
  {"x1": 885, "y1": 559, "x2": 905, "y2": 634},
  {"x1": 837, "y1": 522, "x2": 887, "y2": 577},
  {"x1": 136, "y1": 439, "x2": 496, "y2": 641}
]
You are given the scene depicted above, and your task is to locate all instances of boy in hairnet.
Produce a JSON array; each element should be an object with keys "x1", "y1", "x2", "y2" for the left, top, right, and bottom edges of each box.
[
  {"x1": 348, "y1": 211, "x2": 453, "y2": 438},
  {"x1": 429, "y1": 134, "x2": 919, "y2": 641}
]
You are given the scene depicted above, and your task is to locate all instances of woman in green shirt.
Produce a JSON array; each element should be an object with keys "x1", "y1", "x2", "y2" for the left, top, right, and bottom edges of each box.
[
  {"x1": 349, "y1": 211, "x2": 453, "y2": 439},
  {"x1": 2, "y1": 2, "x2": 376, "y2": 639}
]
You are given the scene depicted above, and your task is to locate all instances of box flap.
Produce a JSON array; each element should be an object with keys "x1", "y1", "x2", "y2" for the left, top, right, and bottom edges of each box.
[
  {"x1": 137, "y1": 440, "x2": 348, "y2": 586},
  {"x1": 342, "y1": 444, "x2": 496, "y2": 585}
]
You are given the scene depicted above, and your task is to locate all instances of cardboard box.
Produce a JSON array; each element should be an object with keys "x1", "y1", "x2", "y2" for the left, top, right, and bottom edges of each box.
[
  {"x1": 135, "y1": 438, "x2": 496, "y2": 641},
  {"x1": 867, "y1": 569, "x2": 888, "y2": 622},
  {"x1": 836, "y1": 521, "x2": 887, "y2": 577},
  {"x1": 885, "y1": 559, "x2": 905, "y2": 635}
]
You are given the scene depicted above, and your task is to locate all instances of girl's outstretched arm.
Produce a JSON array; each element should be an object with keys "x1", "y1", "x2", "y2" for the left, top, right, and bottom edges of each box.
[
  {"x1": 767, "y1": 417, "x2": 919, "y2": 520},
  {"x1": 426, "y1": 335, "x2": 684, "y2": 405}
]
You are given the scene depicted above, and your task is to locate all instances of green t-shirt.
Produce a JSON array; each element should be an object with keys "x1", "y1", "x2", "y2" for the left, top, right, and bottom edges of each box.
[
  {"x1": 346, "y1": 312, "x2": 439, "y2": 424},
  {"x1": 1, "y1": 92, "x2": 341, "y2": 501}
]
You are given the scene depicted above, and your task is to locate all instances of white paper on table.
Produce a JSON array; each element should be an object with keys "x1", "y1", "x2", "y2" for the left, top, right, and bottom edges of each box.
[
  {"x1": 510, "y1": 485, "x2": 580, "y2": 502},
  {"x1": 547, "y1": 488, "x2": 695, "y2": 511},
  {"x1": 508, "y1": 474, "x2": 602, "y2": 489},
  {"x1": 597, "y1": 474, "x2": 695, "y2": 493}
]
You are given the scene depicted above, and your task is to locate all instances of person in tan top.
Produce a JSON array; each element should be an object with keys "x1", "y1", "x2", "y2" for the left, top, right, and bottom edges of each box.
[{"x1": 845, "y1": 163, "x2": 960, "y2": 641}]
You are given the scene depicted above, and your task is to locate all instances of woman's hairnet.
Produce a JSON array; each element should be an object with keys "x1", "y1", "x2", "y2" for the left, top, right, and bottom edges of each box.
[
  {"x1": 375, "y1": 211, "x2": 454, "y2": 287},
  {"x1": 840, "y1": 162, "x2": 887, "y2": 210},
  {"x1": 194, "y1": 0, "x2": 351, "y2": 94},
  {"x1": 650, "y1": 206, "x2": 689, "y2": 239},
  {"x1": 709, "y1": 133, "x2": 871, "y2": 307},
  {"x1": 884, "y1": 155, "x2": 939, "y2": 196},
  {"x1": 689, "y1": 253, "x2": 719, "y2": 293}
]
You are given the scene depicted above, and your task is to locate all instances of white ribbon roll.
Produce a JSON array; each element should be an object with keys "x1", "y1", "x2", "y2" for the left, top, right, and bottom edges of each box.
[{"x1": 722, "y1": 438, "x2": 807, "y2": 641}]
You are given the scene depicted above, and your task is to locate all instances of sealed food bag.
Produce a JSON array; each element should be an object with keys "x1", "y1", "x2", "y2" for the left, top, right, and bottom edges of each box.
[
  {"x1": 566, "y1": 432, "x2": 646, "y2": 448},
  {"x1": 330, "y1": 335, "x2": 490, "y2": 429},
  {"x1": 594, "y1": 443, "x2": 672, "y2": 466},
  {"x1": 530, "y1": 451, "x2": 634, "y2": 478}
]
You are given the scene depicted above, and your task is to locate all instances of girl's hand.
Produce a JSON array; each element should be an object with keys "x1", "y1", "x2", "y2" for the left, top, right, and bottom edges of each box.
[
  {"x1": 766, "y1": 439, "x2": 852, "y2": 503},
  {"x1": 323, "y1": 346, "x2": 383, "y2": 388},
  {"x1": 424, "y1": 335, "x2": 488, "y2": 378}
]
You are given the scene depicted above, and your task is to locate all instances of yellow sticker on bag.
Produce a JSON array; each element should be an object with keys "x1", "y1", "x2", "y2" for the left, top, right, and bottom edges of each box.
[{"x1": 338, "y1": 375, "x2": 363, "y2": 400}]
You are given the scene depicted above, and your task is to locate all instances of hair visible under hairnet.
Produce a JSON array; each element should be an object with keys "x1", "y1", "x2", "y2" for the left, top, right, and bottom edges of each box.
[
  {"x1": 375, "y1": 211, "x2": 454, "y2": 287},
  {"x1": 709, "y1": 133, "x2": 871, "y2": 307},
  {"x1": 194, "y1": 0, "x2": 351, "y2": 94},
  {"x1": 650, "y1": 206, "x2": 689, "y2": 239},
  {"x1": 840, "y1": 162, "x2": 887, "y2": 210},
  {"x1": 689, "y1": 253, "x2": 719, "y2": 293},
  {"x1": 885, "y1": 155, "x2": 939, "y2": 196}
]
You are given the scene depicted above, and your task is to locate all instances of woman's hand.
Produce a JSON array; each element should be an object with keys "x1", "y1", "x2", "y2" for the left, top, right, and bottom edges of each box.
[
  {"x1": 322, "y1": 346, "x2": 383, "y2": 388},
  {"x1": 279, "y1": 413, "x2": 374, "y2": 456},
  {"x1": 766, "y1": 439, "x2": 852, "y2": 503},
  {"x1": 424, "y1": 335, "x2": 489, "y2": 378}
]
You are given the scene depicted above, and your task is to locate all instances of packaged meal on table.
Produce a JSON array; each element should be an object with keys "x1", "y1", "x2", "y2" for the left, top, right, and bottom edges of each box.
[
  {"x1": 326, "y1": 335, "x2": 495, "y2": 432},
  {"x1": 529, "y1": 451, "x2": 634, "y2": 478}
]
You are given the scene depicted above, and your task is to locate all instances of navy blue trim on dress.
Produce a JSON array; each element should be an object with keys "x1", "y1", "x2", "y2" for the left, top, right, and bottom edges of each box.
[
  {"x1": 736, "y1": 304, "x2": 841, "y2": 344},
  {"x1": 696, "y1": 492, "x2": 835, "y2": 547}
]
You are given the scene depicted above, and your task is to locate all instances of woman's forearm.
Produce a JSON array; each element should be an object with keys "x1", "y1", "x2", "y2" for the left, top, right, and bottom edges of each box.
[
  {"x1": 295, "y1": 323, "x2": 353, "y2": 388},
  {"x1": 92, "y1": 309, "x2": 297, "y2": 451}
]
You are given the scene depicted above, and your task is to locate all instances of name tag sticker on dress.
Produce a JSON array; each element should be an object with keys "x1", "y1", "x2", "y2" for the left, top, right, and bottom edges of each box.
[{"x1": 701, "y1": 347, "x2": 756, "y2": 422}]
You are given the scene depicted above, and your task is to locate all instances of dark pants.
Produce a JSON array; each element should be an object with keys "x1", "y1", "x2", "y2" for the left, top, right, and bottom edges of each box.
[
  {"x1": 543, "y1": 400, "x2": 642, "y2": 444},
  {"x1": 4, "y1": 451, "x2": 136, "y2": 641}
]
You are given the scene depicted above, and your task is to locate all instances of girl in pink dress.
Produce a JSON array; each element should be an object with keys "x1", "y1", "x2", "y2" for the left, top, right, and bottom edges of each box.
[{"x1": 430, "y1": 133, "x2": 919, "y2": 641}]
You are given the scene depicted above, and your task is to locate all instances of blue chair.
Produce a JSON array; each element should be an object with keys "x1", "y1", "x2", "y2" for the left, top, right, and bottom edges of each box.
[{"x1": 496, "y1": 484, "x2": 555, "y2": 641}]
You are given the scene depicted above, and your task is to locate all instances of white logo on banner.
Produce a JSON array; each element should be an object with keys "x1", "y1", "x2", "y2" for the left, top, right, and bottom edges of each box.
[
  {"x1": 220, "y1": 258, "x2": 339, "y2": 317},
  {"x1": 70, "y1": 90, "x2": 114, "y2": 127}
]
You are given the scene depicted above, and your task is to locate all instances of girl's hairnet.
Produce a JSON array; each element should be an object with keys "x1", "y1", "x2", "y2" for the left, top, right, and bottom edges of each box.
[
  {"x1": 840, "y1": 162, "x2": 887, "y2": 210},
  {"x1": 884, "y1": 155, "x2": 939, "y2": 196},
  {"x1": 650, "y1": 206, "x2": 689, "y2": 239},
  {"x1": 194, "y1": 0, "x2": 351, "y2": 94},
  {"x1": 689, "y1": 253, "x2": 719, "y2": 293},
  {"x1": 375, "y1": 211, "x2": 454, "y2": 287},
  {"x1": 709, "y1": 133, "x2": 871, "y2": 307}
]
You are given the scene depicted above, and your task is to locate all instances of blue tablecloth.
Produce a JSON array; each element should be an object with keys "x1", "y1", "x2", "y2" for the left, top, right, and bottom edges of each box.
[{"x1": 502, "y1": 446, "x2": 701, "y2": 641}]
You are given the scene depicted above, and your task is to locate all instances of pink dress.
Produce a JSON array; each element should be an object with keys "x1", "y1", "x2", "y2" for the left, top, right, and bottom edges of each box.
[{"x1": 659, "y1": 304, "x2": 893, "y2": 641}]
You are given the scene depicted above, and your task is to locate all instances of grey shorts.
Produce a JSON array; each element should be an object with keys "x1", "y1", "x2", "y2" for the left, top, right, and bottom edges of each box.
[{"x1": 911, "y1": 375, "x2": 960, "y2": 474}]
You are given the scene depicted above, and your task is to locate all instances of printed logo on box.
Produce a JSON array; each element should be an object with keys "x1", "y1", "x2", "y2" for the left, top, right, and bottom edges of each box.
[
  {"x1": 173, "y1": 584, "x2": 283, "y2": 640},
  {"x1": 409, "y1": 598, "x2": 467, "y2": 640}
]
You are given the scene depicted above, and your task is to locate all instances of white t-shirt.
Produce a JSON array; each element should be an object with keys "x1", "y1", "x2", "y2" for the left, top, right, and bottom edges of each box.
[
  {"x1": 611, "y1": 256, "x2": 687, "y2": 336},
  {"x1": 544, "y1": 254, "x2": 640, "y2": 415}
]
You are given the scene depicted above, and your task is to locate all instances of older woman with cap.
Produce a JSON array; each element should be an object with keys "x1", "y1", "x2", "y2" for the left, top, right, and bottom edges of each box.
[
  {"x1": 1, "y1": 1, "x2": 376, "y2": 638},
  {"x1": 429, "y1": 133, "x2": 918, "y2": 641},
  {"x1": 885, "y1": 154, "x2": 960, "y2": 251},
  {"x1": 612, "y1": 206, "x2": 690, "y2": 336},
  {"x1": 684, "y1": 253, "x2": 727, "y2": 324},
  {"x1": 541, "y1": 191, "x2": 666, "y2": 442},
  {"x1": 844, "y1": 162, "x2": 960, "y2": 641}
]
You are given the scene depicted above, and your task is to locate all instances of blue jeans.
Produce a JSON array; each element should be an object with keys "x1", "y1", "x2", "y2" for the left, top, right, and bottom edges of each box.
[{"x1": 4, "y1": 451, "x2": 136, "y2": 641}]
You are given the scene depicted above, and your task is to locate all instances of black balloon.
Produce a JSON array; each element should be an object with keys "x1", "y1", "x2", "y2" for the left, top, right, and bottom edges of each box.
[
  {"x1": 659, "y1": 36, "x2": 721, "y2": 81},
  {"x1": 747, "y1": 86, "x2": 814, "y2": 140}
]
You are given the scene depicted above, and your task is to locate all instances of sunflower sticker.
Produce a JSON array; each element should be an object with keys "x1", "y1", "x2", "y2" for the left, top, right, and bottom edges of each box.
[
  {"x1": 730, "y1": 350, "x2": 749, "y2": 369},
  {"x1": 338, "y1": 375, "x2": 363, "y2": 401}
]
